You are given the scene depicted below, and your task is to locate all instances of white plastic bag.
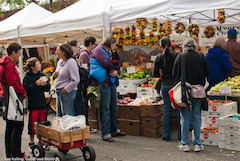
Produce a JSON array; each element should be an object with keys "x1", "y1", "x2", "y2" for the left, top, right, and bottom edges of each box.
[{"x1": 53, "y1": 115, "x2": 86, "y2": 131}]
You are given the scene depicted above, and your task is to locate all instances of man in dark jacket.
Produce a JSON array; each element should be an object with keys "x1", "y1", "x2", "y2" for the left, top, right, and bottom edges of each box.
[{"x1": 23, "y1": 57, "x2": 50, "y2": 152}]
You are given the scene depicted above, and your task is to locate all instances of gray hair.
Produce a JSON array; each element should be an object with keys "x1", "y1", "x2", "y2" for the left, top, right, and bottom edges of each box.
[{"x1": 183, "y1": 38, "x2": 197, "y2": 52}]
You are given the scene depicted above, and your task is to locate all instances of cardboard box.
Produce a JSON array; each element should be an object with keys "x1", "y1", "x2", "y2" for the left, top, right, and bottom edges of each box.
[
  {"x1": 98, "y1": 116, "x2": 101, "y2": 131},
  {"x1": 209, "y1": 101, "x2": 237, "y2": 116},
  {"x1": 218, "y1": 115, "x2": 231, "y2": 126},
  {"x1": 140, "y1": 105, "x2": 164, "y2": 117},
  {"x1": 224, "y1": 115, "x2": 240, "y2": 127},
  {"x1": 218, "y1": 140, "x2": 225, "y2": 149},
  {"x1": 171, "y1": 118, "x2": 178, "y2": 130},
  {"x1": 88, "y1": 120, "x2": 98, "y2": 130},
  {"x1": 141, "y1": 114, "x2": 163, "y2": 128},
  {"x1": 205, "y1": 114, "x2": 220, "y2": 127},
  {"x1": 137, "y1": 87, "x2": 154, "y2": 98},
  {"x1": 124, "y1": 105, "x2": 140, "y2": 120},
  {"x1": 140, "y1": 125, "x2": 163, "y2": 138},
  {"x1": 226, "y1": 133, "x2": 239, "y2": 142},
  {"x1": 125, "y1": 120, "x2": 140, "y2": 136},
  {"x1": 117, "y1": 79, "x2": 143, "y2": 93},
  {"x1": 225, "y1": 126, "x2": 240, "y2": 135},
  {"x1": 117, "y1": 119, "x2": 125, "y2": 132},
  {"x1": 88, "y1": 108, "x2": 98, "y2": 120},
  {"x1": 193, "y1": 128, "x2": 218, "y2": 146},
  {"x1": 218, "y1": 133, "x2": 225, "y2": 141},
  {"x1": 218, "y1": 125, "x2": 225, "y2": 134},
  {"x1": 225, "y1": 141, "x2": 240, "y2": 151},
  {"x1": 117, "y1": 105, "x2": 125, "y2": 119},
  {"x1": 201, "y1": 115, "x2": 206, "y2": 127}
]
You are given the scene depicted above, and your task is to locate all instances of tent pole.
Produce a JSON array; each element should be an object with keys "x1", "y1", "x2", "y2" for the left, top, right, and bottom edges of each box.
[
  {"x1": 110, "y1": 22, "x2": 112, "y2": 35},
  {"x1": 47, "y1": 44, "x2": 50, "y2": 61},
  {"x1": 102, "y1": 0, "x2": 105, "y2": 40},
  {"x1": 17, "y1": 26, "x2": 23, "y2": 80}
]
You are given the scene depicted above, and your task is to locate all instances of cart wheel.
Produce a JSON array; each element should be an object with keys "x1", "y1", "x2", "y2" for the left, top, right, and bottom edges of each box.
[
  {"x1": 32, "y1": 143, "x2": 45, "y2": 158},
  {"x1": 82, "y1": 145, "x2": 96, "y2": 161},
  {"x1": 54, "y1": 152, "x2": 66, "y2": 161},
  {"x1": 57, "y1": 148, "x2": 69, "y2": 155}
]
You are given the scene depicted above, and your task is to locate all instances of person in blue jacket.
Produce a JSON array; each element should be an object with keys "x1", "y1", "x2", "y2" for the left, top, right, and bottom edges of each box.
[{"x1": 206, "y1": 36, "x2": 232, "y2": 88}]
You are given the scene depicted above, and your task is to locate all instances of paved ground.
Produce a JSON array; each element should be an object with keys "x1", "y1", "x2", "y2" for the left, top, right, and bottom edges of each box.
[{"x1": 0, "y1": 112, "x2": 240, "y2": 161}]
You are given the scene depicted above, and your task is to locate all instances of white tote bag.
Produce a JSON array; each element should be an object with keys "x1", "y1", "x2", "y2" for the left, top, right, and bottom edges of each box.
[{"x1": 3, "y1": 86, "x2": 24, "y2": 121}]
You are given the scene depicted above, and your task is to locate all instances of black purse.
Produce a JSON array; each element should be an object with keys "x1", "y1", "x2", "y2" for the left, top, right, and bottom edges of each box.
[{"x1": 202, "y1": 97, "x2": 209, "y2": 111}]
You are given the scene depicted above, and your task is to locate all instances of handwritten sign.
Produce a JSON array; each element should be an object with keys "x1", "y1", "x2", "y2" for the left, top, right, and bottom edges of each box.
[
  {"x1": 127, "y1": 67, "x2": 135, "y2": 73},
  {"x1": 151, "y1": 56, "x2": 157, "y2": 62},
  {"x1": 221, "y1": 86, "x2": 231, "y2": 94},
  {"x1": 146, "y1": 62, "x2": 152, "y2": 69},
  {"x1": 119, "y1": 89, "x2": 128, "y2": 95}
]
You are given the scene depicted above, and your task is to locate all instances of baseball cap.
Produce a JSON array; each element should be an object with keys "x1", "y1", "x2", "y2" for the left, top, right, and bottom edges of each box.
[
  {"x1": 171, "y1": 42, "x2": 179, "y2": 47},
  {"x1": 228, "y1": 29, "x2": 238, "y2": 36}
]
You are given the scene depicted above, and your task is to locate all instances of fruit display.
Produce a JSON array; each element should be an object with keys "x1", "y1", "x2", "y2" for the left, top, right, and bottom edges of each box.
[
  {"x1": 128, "y1": 97, "x2": 163, "y2": 106},
  {"x1": 118, "y1": 66, "x2": 153, "y2": 80},
  {"x1": 210, "y1": 76, "x2": 240, "y2": 93},
  {"x1": 138, "y1": 76, "x2": 155, "y2": 87},
  {"x1": 118, "y1": 97, "x2": 135, "y2": 105}
]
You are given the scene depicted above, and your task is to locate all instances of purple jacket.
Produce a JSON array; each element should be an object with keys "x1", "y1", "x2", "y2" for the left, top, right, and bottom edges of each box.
[
  {"x1": 91, "y1": 44, "x2": 120, "y2": 86},
  {"x1": 79, "y1": 49, "x2": 91, "y2": 70}
]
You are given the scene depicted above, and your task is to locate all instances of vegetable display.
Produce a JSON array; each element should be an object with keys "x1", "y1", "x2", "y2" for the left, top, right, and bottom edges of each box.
[{"x1": 210, "y1": 76, "x2": 240, "y2": 93}]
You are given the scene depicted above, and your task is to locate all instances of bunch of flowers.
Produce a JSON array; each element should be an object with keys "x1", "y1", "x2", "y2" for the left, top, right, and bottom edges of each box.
[
  {"x1": 157, "y1": 23, "x2": 165, "y2": 49},
  {"x1": 136, "y1": 18, "x2": 148, "y2": 30},
  {"x1": 175, "y1": 22, "x2": 185, "y2": 34},
  {"x1": 41, "y1": 59, "x2": 55, "y2": 77},
  {"x1": 112, "y1": 28, "x2": 120, "y2": 38},
  {"x1": 131, "y1": 26, "x2": 138, "y2": 44},
  {"x1": 150, "y1": 18, "x2": 158, "y2": 32},
  {"x1": 204, "y1": 26, "x2": 215, "y2": 38},
  {"x1": 148, "y1": 31, "x2": 155, "y2": 48},
  {"x1": 188, "y1": 24, "x2": 199, "y2": 37},
  {"x1": 164, "y1": 20, "x2": 172, "y2": 37},
  {"x1": 138, "y1": 30, "x2": 146, "y2": 46},
  {"x1": 217, "y1": 9, "x2": 225, "y2": 24},
  {"x1": 125, "y1": 26, "x2": 131, "y2": 44},
  {"x1": 112, "y1": 45, "x2": 119, "y2": 53},
  {"x1": 118, "y1": 28, "x2": 125, "y2": 46}
]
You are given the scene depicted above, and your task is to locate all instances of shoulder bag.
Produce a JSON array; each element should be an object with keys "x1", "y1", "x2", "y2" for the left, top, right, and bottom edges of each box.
[{"x1": 2, "y1": 62, "x2": 24, "y2": 121}]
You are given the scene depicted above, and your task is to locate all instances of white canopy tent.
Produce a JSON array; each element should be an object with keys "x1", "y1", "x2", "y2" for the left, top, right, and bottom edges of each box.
[{"x1": 20, "y1": 0, "x2": 128, "y2": 45}]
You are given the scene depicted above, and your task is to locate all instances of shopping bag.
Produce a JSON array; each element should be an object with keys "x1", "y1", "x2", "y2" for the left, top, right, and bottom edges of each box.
[
  {"x1": 168, "y1": 81, "x2": 192, "y2": 109},
  {"x1": 2, "y1": 85, "x2": 24, "y2": 121}
]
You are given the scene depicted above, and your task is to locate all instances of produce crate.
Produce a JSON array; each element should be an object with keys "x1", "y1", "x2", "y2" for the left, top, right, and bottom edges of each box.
[
  {"x1": 34, "y1": 123, "x2": 90, "y2": 149},
  {"x1": 140, "y1": 125, "x2": 163, "y2": 138},
  {"x1": 117, "y1": 79, "x2": 143, "y2": 93},
  {"x1": 140, "y1": 105, "x2": 164, "y2": 117},
  {"x1": 88, "y1": 119, "x2": 98, "y2": 130},
  {"x1": 125, "y1": 120, "x2": 140, "y2": 136},
  {"x1": 88, "y1": 108, "x2": 99, "y2": 120},
  {"x1": 124, "y1": 105, "x2": 140, "y2": 120},
  {"x1": 141, "y1": 114, "x2": 163, "y2": 128},
  {"x1": 117, "y1": 105, "x2": 125, "y2": 119},
  {"x1": 137, "y1": 87, "x2": 154, "y2": 98},
  {"x1": 117, "y1": 119, "x2": 125, "y2": 132}
]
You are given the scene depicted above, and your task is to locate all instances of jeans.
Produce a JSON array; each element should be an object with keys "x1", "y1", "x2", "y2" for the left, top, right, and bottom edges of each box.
[
  {"x1": 161, "y1": 85, "x2": 181, "y2": 141},
  {"x1": 100, "y1": 82, "x2": 120, "y2": 139},
  {"x1": 74, "y1": 91, "x2": 85, "y2": 116},
  {"x1": 180, "y1": 98, "x2": 202, "y2": 145},
  {"x1": 5, "y1": 120, "x2": 24, "y2": 158},
  {"x1": 56, "y1": 89, "x2": 76, "y2": 117}
]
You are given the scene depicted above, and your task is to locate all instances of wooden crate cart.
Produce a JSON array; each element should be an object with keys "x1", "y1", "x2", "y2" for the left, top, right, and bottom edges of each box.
[{"x1": 32, "y1": 123, "x2": 95, "y2": 161}]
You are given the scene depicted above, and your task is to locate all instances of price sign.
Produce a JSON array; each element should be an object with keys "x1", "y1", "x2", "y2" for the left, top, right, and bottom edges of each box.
[
  {"x1": 151, "y1": 56, "x2": 157, "y2": 62},
  {"x1": 221, "y1": 86, "x2": 231, "y2": 94},
  {"x1": 146, "y1": 62, "x2": 152, "y2": 69},
  {"x1": 119, "y1": 89, "x2": 127, "y2": 95},
  {"x1": 127, "y1": 67, "x2": 135, "y2": 73}
]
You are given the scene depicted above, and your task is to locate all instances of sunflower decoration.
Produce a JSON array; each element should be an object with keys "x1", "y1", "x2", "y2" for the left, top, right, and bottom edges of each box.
[
  {"x1": 175, "y1": 22, "x2": 185, "y2": 34},
  {"x1": 125, "y1": 26, "x2": 131, "y2": 44},
  {"x1": 164, "y1": 20, "x2": 172, "y2": 37},
  {"x1": 217, "y1": 9, "x2": 225, "y2": 24},
  {"x1": 204, "y1": 26, "x2": 215, "y2": 38},
  {"x1": 188, "y1": 24, "x2": 199, "y2": 37},
  {"x1": 151, "y1": 18, "x2": 158, "y2": 32},
  {"x1": 112, "y1": 28, "x2": 120, "y2": 38},
  {"x1": 157, "y1": 23, "x2": 166, "y2": 49},
  {"x1": 131, "y1": 26, "x2": 138, "y2": 44},
  {"x1": 148, "y1": 31, "x2": 155, "y2": 48},
  {"x1": 112, "y1": 45, "x2": 119, "y2": 53},
  {"x1": 118, "y1": 28, "x2": 125, "y2": 46},
  {"x1": 136, "y1": 18, "x2": 148, "y2": 46}
]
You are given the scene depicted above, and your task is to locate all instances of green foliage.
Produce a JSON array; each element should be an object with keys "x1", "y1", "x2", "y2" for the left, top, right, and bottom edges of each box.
[{"x1": 90, "y1": 86, "x2": 100, "y2": 97}]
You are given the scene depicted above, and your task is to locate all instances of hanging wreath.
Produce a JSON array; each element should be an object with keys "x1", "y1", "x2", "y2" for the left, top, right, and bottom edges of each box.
[
  {"x1": 131, "y1": 25, "x2": 138, "y2": 44},
  {"x1": 118, "y1": 28, "x2": 125, "y2": 46},
  {"x1": 136, "y1": 18, "x2": 148, "y2": 30},
  {"x1": 157, "y1": 23, "x2": 166, "y2": 49},
  {"x1": 125, "y1": 26, "x2": 131, "y2": 44},
  {"x1": 217, "y1": 9, "x2": 225, "y2": 24},
  {"x1": 204, "y1": 26, "x2": 215, "y2": 38},
  {"x1": 112, "y1": 28, "x2": 120, "y2": 38},
  {"x1": 164, "y1": 20, "x2": 172, "y2": 37},
  {"x1": 148, "y1": 31, "x2": 155, "y2": 48},
  {"x1": 175, "y1": 22, "x2": 185, "y2": 34},
  {"x1": 113, "y1": 46, "x2": 119, "y2": 53},
  {"x1": 138, "y1": 30, "x2": 147, "y2": 46},
  {"x1": 188, "y1": 24, "x2": 199, "y2": 37},
  {"x1": 151, "y1": 18, "x2": 158, "y2": 32}
]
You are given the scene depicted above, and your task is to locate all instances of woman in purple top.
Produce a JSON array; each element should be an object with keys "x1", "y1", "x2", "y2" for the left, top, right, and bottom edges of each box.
[
  {"x1": 53, "y1": 44, "x2": 80, "y2": 117},
  {"x1": 91, "y1": 37, "x2": 126, "y2": 142}
]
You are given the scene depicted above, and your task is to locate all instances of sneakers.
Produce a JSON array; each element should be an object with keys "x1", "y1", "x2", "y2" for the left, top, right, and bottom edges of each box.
[
  {"x1": 28, "y1": 142, "x2": 34, "y2": 153},
  {"x1": 194, "y1": 145, "x2": 204, "y2": 152},
  {"x1": 152, "y1": 96, "x2": 162, "y2": 103},
  {"x1": 179, "y1": 144, "x2": 190, "y2": 152},
  {"x1": 90, "y1": 128, "x2": 97, "y2": 133}
]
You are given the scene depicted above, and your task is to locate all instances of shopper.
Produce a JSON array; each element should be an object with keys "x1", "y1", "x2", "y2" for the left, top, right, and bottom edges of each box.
[
  {"x1": 225, "y1": 29, "x2": 240, "y2": 77},
  {"x1": 23, "y1": 57, "x2": 51, "y2": 152},
  {"x1": 0, "y1": 41, "x2": 29, "y2": 159},
  {"x1": 67, "y1": 40, "x2": 81, "y2": 59},
  {"x1": 173, "y1": 38, "x2": 211, "y2": 152},
  {"x1": 90, "y1": 36, "x2": 125, "y2": 142},
  {"x1": 152, "y1": 37, "x2": 181, "y2": 142},
  {"x1": 53, "y1": 43, "x2": 80, "y2": 116},
  {"x1": 206, "y1": 36, "x2": 232, "y2": 88}
]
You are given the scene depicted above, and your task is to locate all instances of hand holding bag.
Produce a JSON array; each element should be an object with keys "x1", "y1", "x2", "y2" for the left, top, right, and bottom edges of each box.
[
  {"x1": 89, "y1": 47, "x2": 110, "y2": 84},
  {"x1": 2, "y1": 62, "x2": 24, "y2": 121},
  {"x1": 168, "y1": 53, "x2": 192, "y2": 109}
]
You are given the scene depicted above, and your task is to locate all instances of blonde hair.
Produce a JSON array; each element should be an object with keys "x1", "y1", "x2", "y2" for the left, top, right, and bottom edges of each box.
[{"x1": 213, "y1": 36, "x2": 226, "y2": 50}]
